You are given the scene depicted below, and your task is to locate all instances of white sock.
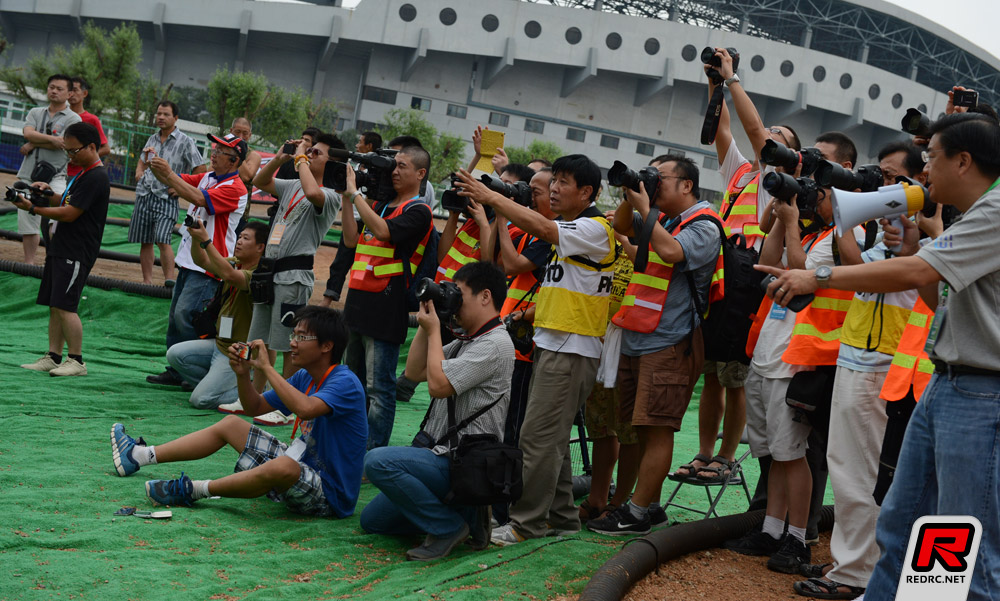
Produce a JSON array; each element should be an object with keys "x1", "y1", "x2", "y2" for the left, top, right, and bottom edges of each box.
[
  {"x1": 788, "y1": 524, "x2": 807, "y2": 545},
  {"x1": 627, "y1": 501, "x2": 648, "y2": 519},
  {"x1": 762, "y1": 515, "x2": 784, "y2": 539},
  {"x1": 191, "y1": 480, "x2": 212, "y2": 500},
  {"x1": 133, "y1": 446, "x2": 157, "y2": 467}
]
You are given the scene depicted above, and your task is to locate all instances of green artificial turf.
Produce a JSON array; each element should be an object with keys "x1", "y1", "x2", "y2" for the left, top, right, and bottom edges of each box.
[{"x1": 0, "y1": 268, "x2": 805, "y2": 601}]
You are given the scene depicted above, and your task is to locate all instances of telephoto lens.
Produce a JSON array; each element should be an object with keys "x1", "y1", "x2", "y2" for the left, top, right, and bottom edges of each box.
[
  {"x1": 901, "y1": 108, "x2": 931, "y2": 137},
  {"x1": 608, "y1": 160, "x2": 661, "y2": 200}
]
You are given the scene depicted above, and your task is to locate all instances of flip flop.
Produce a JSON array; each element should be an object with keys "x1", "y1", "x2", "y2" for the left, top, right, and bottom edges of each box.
[{"x1": 793, "y1": 577, "x2": 865, "y2": 600}]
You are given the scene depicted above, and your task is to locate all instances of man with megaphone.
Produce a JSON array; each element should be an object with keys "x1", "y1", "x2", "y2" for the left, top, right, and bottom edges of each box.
[{"x1": 758, "y1": 113, "x2": 1000, "y2": 601}]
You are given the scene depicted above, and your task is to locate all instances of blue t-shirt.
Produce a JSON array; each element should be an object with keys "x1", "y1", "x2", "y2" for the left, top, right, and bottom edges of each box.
[{"x1": 262, "y1": 365, "x2": 367, "y2": 517}]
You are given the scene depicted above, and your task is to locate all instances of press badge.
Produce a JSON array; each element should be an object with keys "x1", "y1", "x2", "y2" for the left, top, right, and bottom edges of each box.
[
  {"x1": 769, "y1": 304, "x2": 788, "y2": 320},
  {"x1": 924, "y1": 285, "x2": 948, "y2": 354},
  {"x1": 218, "y1": 316, "x2": 234, "y2": 339},
  {"x1": 284, "y1": 437, "x2": 306, "y2": 461},
  {"x1": 268, "y1": 222, "x2": 286, "y2": 246}
]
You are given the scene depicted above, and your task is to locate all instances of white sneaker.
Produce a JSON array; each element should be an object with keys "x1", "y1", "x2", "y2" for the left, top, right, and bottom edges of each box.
[
  {"x1": 49, "y1": 358, "x2": 87, "y2": 377},
  {"x1": 253, "y1": 410, "x2": 295, "y2": 426},
  {"x1": 490, "y1": 523, "x2": 526, "y2": 547},
  {"x1": 21, "y1": 355, "x2": 59, "y2": 372},
  {"x1": 217, "y1": 400, "x2": 245, "y2": 415}
]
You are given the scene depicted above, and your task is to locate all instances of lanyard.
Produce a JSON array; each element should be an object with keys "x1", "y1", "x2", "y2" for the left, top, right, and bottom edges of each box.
[
  {"x1": 290, "y1": 363, "x2": 338, "y2": 440},
  {"x1": 361, "y1": 196, "x2": 420, "y2": 236},
  {"x1": 283, "y1": 190, "x2": 307, "y2": 220},
  {"x1": 60, "y1": 161, "x2": 100, "y2": 206}
]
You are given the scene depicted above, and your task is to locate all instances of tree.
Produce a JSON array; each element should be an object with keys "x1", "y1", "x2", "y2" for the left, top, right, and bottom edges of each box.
[
  {"x1": 376, "y1": 108, "x2": 464, "y2": 183},
  {"x1": 505, "y1": 139, "x2": 564, "y2": 166}
]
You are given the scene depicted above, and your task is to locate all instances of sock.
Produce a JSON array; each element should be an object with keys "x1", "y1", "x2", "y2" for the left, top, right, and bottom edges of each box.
[
  {"x1": 762, "y1": 515, "x2": 784, "y2": 539},
  {"x1": 133, "y1": 445, "x2": 157, "y2": 467},
  {"x1": 68, "y1": 354, "x2": 83, "y2": 364},
  {"x1": 191, "y1": 480, "x2": 212, "y2": 500},
  {"x1": 627, "y1": 501, "x2": 648, "y2": 519},
  {"x1": 787, "y1": 524, "x2": 807, "y2": 545},
  {"x1": 47, "y1": 351, "x2": 62, "y2": 364}
]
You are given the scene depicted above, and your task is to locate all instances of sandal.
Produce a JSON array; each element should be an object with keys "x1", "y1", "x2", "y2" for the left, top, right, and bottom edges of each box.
[
  {"x1": 578, "y1": 499, "x2": 603, "y2": 521},
  {"x1": 595, "y1": 503, "x2": 618, "y2": 520},
  {"x1": 793, "y1": 578, "x2": 865, "y2": 600},
  {"x1": 668, "y1": 453, "x2": 712, "y2": 482},
  {"x1": 800, "y1": 562, "x2": 834, "y2": 578},
  {"x1": 695, "y1": 455, "x2": 735, "y2": 483}
]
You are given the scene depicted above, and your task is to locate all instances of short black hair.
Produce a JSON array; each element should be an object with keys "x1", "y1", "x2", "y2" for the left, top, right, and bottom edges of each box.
[
  {"x1": 501, "y1": 163, "x2": 536, "y2": 183},
  {"x1": 660, "y1": 155, "x2": 701, "y2": 200},
  {"x1": 64, "y1": 122, "x2": 101, "y2": 150},
  {"x1": 157, "y1": 100, "x2": 179, "y2": 117},
  {"x1": 453, "y1": 261, "x2": 507, "y2": 311},
  {"x1": 778, "y1": 124, "x2": 802, "y2": 150},
  {"x1": 301, "y1": 127, "x2": 322, "y2": 140},
  {"x1": 243, "y1": 221, "x2": 269, "y2": 245},
  {"x1": 551, "y1": 154, "x2": 601, "y2": 202},
  {"x1": 528, "y1": 157, "x2": 552, "y2": 167},
  {"x1": 389, "y1": 135, "x2": 423, "y2": 149},
  {"x1": 969, "y1": 103, "x2": 1000, "y2": 125},
  {"x1": 293, "y1": 306, "x2": 350, "y2": 364},
  {"x1": 47, "y1": 74, "x2": 72, "y2": 88},
  {"x1": 878, "y1": 140, "x2": 925, "y2": 177},
  {"x1": 361, "y1": 131, "x2": 383, "y2": 149},
  {"x1": 649, "y1": 154, "x2": 673, "y2": 167},
  {"x1": 399, "y1": 145, "x2": 430, "y2": 173},
  {"x1": 815, "y1": 131, "x2": 858, "y2": 167},
  {"x1": 315, "y1": 133, "x2": 346, "y2": 154},
  {"x1": 70, "y1": 76, "x2": 90, "y2": 92},
  {"x1": 928, "y1": 113, "x2": 1000, "y2": 180}
]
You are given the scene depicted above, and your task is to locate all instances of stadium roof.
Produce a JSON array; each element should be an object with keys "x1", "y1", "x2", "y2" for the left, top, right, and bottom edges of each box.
[{"x1": 523, "y1": 0, "x2": 1000, "y2": 108}]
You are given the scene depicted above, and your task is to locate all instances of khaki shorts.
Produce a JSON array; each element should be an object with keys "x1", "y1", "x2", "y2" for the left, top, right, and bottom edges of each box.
[
  {"x1": 585, "y1": 383, "x2": 637, "y2": 444},
  {"x1": 618, "y1": 328, "x2": 704, "y2": 430},
  {"x1": 744, "y1": 368, "x2": 811, "y2": 461},
  {"x1": 703, "y1": 359, "x2": 750, "y2": 388}
]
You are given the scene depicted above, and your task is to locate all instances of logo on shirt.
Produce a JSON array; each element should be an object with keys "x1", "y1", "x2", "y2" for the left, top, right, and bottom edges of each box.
[{"x1": 934, "y1": 235, "x2": 954, "y2": 249}]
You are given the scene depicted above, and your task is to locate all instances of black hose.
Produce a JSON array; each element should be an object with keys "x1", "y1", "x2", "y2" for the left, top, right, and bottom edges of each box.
[
  {"x1": 0, "y1": 229, "x2": 162, "y2": 266},
  {"x1": 579, "y1": 506, "x2": 835, "y2": 601},
  {"x1": 0, "y1": 259, "x2": 172, "y2": 298}
]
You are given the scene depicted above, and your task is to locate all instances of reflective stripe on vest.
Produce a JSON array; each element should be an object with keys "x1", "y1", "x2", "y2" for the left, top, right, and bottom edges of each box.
[
  {"x1": 435, "y1": 219, "x2": 485, "y2": 283},
  {"x1": 720, "y1": 165, "x2": 764, "y2": 249},
  {"x1": 880, "y1": 298, "x2": 935, "y2": 402},
  {"x1": 611, "y1": 207, "x2": 725, "y2": 334},
  {"x1": 502, "y1": 232, "x2": 541, "y2": 362},
  {"x1": 349, "y1": 200, "x2": 431, "y2": 293}
]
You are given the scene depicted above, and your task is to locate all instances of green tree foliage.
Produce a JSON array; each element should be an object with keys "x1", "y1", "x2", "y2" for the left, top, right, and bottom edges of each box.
[
  {"x1": 505, "y1": 139, "x2": 564, "y2": 166},
  {"x1": 375, "y1": 108, "x2": 464, "y2": 183}
]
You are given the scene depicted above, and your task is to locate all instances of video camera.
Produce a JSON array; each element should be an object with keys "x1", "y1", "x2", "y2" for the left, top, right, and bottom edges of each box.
[
  {"x1": 414, "y1": 277, "x2": 463, "y2": 321},
  {"x1": 5, "y1": 181, "x2": 53, "y2": 206},
  {"x1": 814, "y1": 161, "x2": 883, "y2": 192},
  {"x1": 759, "y1": 140, "x2": 824, "y2": 177},
  {"x1": 608, "y1": 160, "x2": 661, "y2": 201},
  {"x1": 762, "y1": 171, "x2": 822, "y2": 213},
  {"x1": 701, "y1": 46, "x2": 740, "y2": 85},
  {"x1": 326, "y1": 148, "x2": 399, "y2": 203}
]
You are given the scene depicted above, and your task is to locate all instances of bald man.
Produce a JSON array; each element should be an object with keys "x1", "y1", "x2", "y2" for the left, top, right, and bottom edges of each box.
[{"x1": 229, "y1": 118, "x2": 262, "y2": 189}]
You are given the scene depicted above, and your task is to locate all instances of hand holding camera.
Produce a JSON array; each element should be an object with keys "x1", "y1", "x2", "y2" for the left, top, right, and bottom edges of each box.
[
  {"x1": 227, "y1": 339, "x2": 268, "y2": 374},
  {"x1": 6, "y1": 181, "x2": 54, "y2": 210},
  {"x1": 186, "y1": 216, "x2": 209, "y2": 241},
  {"x1": 416, "y1": 298, "x2": 441, "y2": 331}
]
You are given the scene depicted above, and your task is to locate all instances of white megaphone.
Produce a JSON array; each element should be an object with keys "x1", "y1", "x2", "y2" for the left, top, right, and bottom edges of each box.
[{"x1": 831, "y1": 181, "x2": 929, "y2": 253}]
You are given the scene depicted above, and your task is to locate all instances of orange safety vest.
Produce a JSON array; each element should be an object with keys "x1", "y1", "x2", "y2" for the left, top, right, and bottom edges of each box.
[
  {"x1": 501, "y1": 231, "x2": 542, "y2": 363},
  {"x1": 879, "y1": 297, "x2": 935, "y2": 402},
  {"x1": 781, "y1": 228, "x2": 855, "y2": 366},
  {"x1": 612, "y1": 207, "x2": 725, "y2": 334},
  {"x1": 349, "y1": 200, "x2": 432, "y2": 293},
  {"x1": 435, "y1": 218, "x2": 485, "y2": 284},
  {"x1": 745, "y1": 294, "x2": 773, "y2": 358},
  {"x1": 720, "y1": 163, "x2": 765, "y2": 248}
]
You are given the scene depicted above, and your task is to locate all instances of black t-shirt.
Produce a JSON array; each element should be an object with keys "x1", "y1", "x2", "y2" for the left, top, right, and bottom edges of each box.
[
  {"x1": 344, "y1": 199, "x2": 433, "y2": 344},
  {"x1": 48, "y1": 165, "x2": 111, "y2": 267}
]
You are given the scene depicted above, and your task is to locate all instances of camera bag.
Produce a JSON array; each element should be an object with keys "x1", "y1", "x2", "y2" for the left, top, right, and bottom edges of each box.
[
  {"x1": 31, "y1": 160, "x2": 57, "y2": 184},
  {"x1": 191, "y1": 283, "x2": 226, "y2": 338},
  {"x1": 249, "y1": 257, "x2": 276, "y2": 305}
]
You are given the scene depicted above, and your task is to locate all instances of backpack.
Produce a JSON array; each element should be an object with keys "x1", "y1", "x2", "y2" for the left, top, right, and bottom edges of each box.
[{"x1": 404, "y1": 204, "x2": 441, "y2": 312}]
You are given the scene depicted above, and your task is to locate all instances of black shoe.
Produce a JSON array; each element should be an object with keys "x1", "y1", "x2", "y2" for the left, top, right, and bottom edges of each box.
[
  {"x1": 767, "y1": 534, "x2": 811, "y2": 574},
  {"x1": 648, "y1": 504, "x2": 668, "y2": 527},
  {"x1": 180, "y1": 381, "x2": 194, "y2": 392},
  {"x1": 467, "y1": 506, "x2": 490, "y2": 550},
  {"x1": 722, "y1": 529, "x2": 783, "y2": 556},
  {"x1": 146, "y1": 371, "x2": 183, "y2": 386},
  {"x1": 805, "y1": 525, "x2": 819, "y2": 545},
  {"x1": 586, "y1": 504, "x2": 651, "y2": 536},
  {"x1": 405, "y1": 523, "x2": 470, "y2": 561}
]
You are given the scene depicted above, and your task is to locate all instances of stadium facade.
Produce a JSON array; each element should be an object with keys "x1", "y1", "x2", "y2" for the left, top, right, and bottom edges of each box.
[{"x1": 1, "y1": 0, "x2": 996, "y2": 197}]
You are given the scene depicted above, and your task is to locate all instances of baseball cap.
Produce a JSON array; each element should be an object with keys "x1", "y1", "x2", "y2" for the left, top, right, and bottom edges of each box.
[{"x1": 207, "y1": 132, "x2": 248, "y2": 163}]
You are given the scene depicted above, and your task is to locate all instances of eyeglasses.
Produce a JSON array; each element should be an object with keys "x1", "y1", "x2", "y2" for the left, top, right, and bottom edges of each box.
[
  {"x1": 64, "y1": 146, "x2": 85, "y2": 156},
  {"x1": 211, "y1": 149, "x2": 238, "y2": 161},
  {"x1": 921, "y1": 150, "x2": 934, "y2": 163},
  {"x1": 767, "y1": 127, "x2": 791, "y2": 147},
  {"x1": 289, "y1": 333, "x2": 318, "y2": 343}
]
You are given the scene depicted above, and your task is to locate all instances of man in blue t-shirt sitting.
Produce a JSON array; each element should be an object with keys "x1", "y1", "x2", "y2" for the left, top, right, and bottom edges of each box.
[{"x1": 109, "y1": 306, "x2": 368, "y2": 518}]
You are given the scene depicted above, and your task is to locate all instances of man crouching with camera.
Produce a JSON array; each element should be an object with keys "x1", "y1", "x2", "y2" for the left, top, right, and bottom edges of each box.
[{"x1": 361, "y1": 261, "x2": 515, "y2": 561}]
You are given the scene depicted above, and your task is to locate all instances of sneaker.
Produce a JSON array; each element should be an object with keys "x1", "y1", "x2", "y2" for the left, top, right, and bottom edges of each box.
[
  {"x1": 722, "y1": 528, "x2": 784, "y2": 556},
  {"x1": 806, "y1": 525, "x2": 820, "y2": 545},
  {"x1": 406, "y1": 523, "x2": 470, "y2": 561},
  {"x1": 217, "y1": 400, "x2": 245, "y2": 415},
  {"x1": 111, "y1": 423, "x2": 142, "y2": 477},
  {"x1": 49, "y1": 358, "x2": 87, "y2": 377},
  {"x1": 164, "y1": 279, "x2": 176, "y2": 289},
  {"x1": 648, "y1": 504, "x2": 668, "y2": 527},
  {"x1": 253, "y1": 410, "x2": 295, "y2": 426},
  {"x1": 146, "y1": 473, "x2": 195, "y2": 507},
  {"x1": 180, "y1": 381, "x2": 194, "y2": 392},
  {"x1": 586, "y1": 504, "x2": 651, "y2": 536},
  {"x1": 491, "y1": 523, "x2": 526, "y2": 547},
  {"x1": 21, "y1": 355, "x2": 59, "y2": 372},
  {"x1": 767, "y1": 534, "x2": 812, "y2": 574},
  {"x1": 146, "y1": 370, "x2": 183, "y2": 386}
]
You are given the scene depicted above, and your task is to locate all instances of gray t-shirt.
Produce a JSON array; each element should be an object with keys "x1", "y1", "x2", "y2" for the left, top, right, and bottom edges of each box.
[
  {"x1": 17, "y1": 106, "x2": 81, "y2": 183},
  {"x1": 267, "y1": 178, "x2": 341, "y2": 287},
  {"x1": 424, "y1": 325, "x2": 515, "y2": 455},
  {"x1": 621, "y1": 201, "x2": 722, "y2": 356},
  {"x1": 916, "y1": 185, "x2": 1000, "y2": 371},
  {"x1": 135, "y1": 128, "x2": 204, "y2": 199}
]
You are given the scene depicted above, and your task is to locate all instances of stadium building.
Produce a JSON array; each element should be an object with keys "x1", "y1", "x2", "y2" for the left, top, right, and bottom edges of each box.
[{"x1": 1, "y1": 0, "x2": 997, "y2": 198}]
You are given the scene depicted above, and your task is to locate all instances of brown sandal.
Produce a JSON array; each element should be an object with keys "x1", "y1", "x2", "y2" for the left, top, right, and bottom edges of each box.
[{"x1": 668, "y1": 453, "x2": 712, "y2": 482}]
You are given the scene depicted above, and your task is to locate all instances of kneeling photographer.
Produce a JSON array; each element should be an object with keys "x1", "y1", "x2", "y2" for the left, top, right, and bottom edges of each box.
[{"x1": 360, "y1": 261, "x2": 516, "y2": 562}]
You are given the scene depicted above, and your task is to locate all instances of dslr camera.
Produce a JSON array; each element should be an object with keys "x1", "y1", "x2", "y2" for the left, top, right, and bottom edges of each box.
[
  {"x1": 814, "y1": 161, "x2": 883, "y2": 192},
  {"x1": 901, "y1": 108, "x2": 931, "y2": 138},
  {"x1": 762, "y1": 172, "x2": 822, "y2": 213},
  {"x1": 414, "y1": 277, "x2": 463, "y2": 321},
  {"x1": 480, "y1": 174, "x2": 532, "y2": 208},
  {"x1": 503, "y1": 312, "x2": 535, "y2": 355},
  {"x1": 440, "y1": 173, "x2": 468, "y2": 214},
  {"x1": 5, "y1": 181, "x2": 53, "y2": 206},
  {"x1": 608, "y1": 160, "x2": 661, "y2": 201},
  {"x1": 702, "y1": 47, "x2": 740, "y2": 85},
  {"x1": 327, "y1": 148, "x2": 399, "y2": 203},
  {"x1": 759, "y1": 140, "x2": 825, "y2": 177}
]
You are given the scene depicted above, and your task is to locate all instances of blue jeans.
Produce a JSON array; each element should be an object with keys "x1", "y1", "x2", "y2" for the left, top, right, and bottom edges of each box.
[
  {"x1": 360, "y1": 446, "x2": 473, "y2": 537},
  {"x1": 345, "y1": 332, "x2": 400, "y2": 449},
  {"x1": 166, "y1": 267, "x2": 221, "y2": 361},
  {"x1": 166, "y1": 339, "x2": 239, "y2": 409},
  {"x1": 866, "y1": 372, "x2": 1000, "y2": 601}
]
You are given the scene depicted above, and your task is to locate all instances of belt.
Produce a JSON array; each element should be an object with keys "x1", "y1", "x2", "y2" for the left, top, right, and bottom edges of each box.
[
  {"x1": 932, "y1": 360, "x2": 1000, "y2": 378},
  {"x1": 270, "y1": 254, "x2": 314, "y2": 274}
]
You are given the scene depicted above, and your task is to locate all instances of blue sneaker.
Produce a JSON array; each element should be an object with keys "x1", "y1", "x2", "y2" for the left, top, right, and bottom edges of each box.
[
  {"x1": 145, "y1": 473, "x2": 195, "y2": 507},
  {"x1": 111, "y1": 423, "x2": 142, "y2": 477}
]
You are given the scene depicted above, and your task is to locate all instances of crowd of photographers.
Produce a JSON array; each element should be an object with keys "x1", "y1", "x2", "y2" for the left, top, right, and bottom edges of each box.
[{"x1": 9, "y1": 54, "x2": 1000, "y2": 600}]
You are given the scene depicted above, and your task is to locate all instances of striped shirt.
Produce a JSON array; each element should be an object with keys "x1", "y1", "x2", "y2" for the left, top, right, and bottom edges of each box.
[{"x1": 135, "y1": 128, "x2": 204, "y2": 199}]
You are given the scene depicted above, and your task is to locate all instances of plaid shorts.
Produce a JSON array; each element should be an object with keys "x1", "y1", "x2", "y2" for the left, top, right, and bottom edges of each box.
[{"x1": 235, "y1": 425, "x2": 333, "y2": 516}]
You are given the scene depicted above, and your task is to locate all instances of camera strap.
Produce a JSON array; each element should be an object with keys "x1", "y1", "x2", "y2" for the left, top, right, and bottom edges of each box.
[
  {"x1": 700, "y1": 86, "x2": 725, "y2": 145},
  {"x1": 633, "y1": 208, "x2": 665, "y2": 273}
]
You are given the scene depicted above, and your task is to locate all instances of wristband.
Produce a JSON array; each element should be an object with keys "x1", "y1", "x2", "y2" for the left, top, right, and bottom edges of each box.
[
  {"x1": 351, "y1": 191, "x2": 364, "y2": 201},
  {"x1": 29, "y1": 205, "x2": 35, "y2": 215},
  {"x1": 294, "y1": 154, "x2": 309, "y2": 162},
  {"x1": 295, "y1": 158, "x2": 311, "y2": 169},
  {"x1": 200, "y1": 239, "x2": 212, "y2": 249}
]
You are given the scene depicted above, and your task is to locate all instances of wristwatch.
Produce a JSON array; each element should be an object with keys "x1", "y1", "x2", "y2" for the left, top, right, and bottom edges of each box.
[
  {"x1": 724, "y1": 74, "x2": 740, "y2": 86},
  {"x1": 28, "y1": 205, "x2": 36, "y2": 215},
  {"x1": 200, "y1": 239, "x2": 212, "y2": 249},
  {"x1": 815, "y1": 265, "x2": 833, "y2": 286}
]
